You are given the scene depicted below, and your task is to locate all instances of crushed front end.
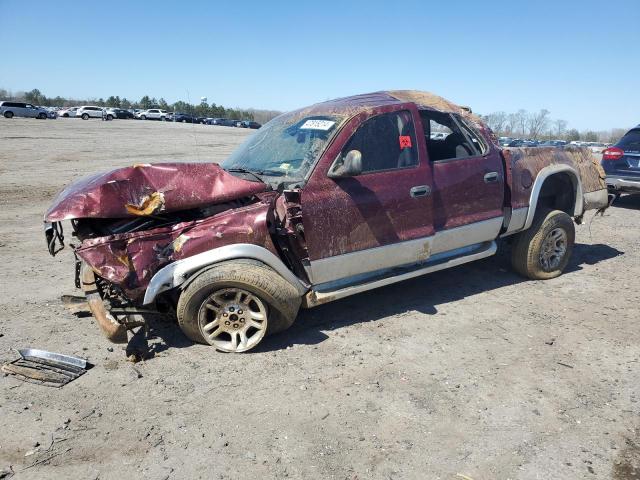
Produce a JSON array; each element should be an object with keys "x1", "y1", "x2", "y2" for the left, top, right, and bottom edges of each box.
[{"x1": 44, "y1": 162, "x2": 277, "y2": 342}]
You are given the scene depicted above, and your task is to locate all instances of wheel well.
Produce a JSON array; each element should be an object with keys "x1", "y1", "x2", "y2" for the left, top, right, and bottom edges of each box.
[{"x1": 537, "y1": 173, "x2": 576, "y2": 216}]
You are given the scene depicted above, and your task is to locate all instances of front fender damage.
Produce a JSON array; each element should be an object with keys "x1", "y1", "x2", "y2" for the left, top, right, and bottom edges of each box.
[{"x1": 75, "y1": 200, "x2": 279, "y2": 303}]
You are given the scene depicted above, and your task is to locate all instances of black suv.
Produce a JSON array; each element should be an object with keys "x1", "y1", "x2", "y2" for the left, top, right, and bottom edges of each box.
[{"x1": 602, "y1": 125, "x2": 640, "y2": 195}]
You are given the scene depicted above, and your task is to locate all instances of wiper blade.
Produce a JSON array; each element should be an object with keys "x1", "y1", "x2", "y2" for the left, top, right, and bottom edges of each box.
[
  {"x1": 254, "y1": 169, "x2": 286, "y2": 177},
  {"x1": 224, "y1": 167, "x2": 265, "y2": 183}
]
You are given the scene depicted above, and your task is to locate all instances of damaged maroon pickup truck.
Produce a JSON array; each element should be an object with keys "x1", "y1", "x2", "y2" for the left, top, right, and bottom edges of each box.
[{"x1": 45, "y1": 91, "x2": 609, "y2": 352}]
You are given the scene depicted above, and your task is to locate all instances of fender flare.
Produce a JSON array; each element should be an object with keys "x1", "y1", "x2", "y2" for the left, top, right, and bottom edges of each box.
[
  {"x1": 523, "y1": 164, "x2": 583, "y2": 230},
  {"x1": 142, "y1": 243, "x2": 308, "y2": 305}
]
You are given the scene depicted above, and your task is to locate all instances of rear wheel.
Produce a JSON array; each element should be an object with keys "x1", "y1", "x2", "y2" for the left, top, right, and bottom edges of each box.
[
  {"x1": 511, "y1": 209, "x2": 575, "y2": 280},
  {"x1": 4, "y1": 111, "x2": 14, "y2": 118},
  {"x1": 176, "y1": 260, "x2": 301, "y2": 352},
  {"x1": 81, "y1": 113, "x2": 89, "y2": 120}
]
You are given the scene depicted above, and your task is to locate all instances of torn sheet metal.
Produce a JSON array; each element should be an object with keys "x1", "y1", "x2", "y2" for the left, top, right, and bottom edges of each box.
[
  {"x1": 44, "y1": 163, "x2": 268, "y2": 222},
  {"x1": 76, "y1": 200, "x2": 278, "y2": 301},
  {"x1": 2, "y1": 349, "x2": 88, "y2": 387}
]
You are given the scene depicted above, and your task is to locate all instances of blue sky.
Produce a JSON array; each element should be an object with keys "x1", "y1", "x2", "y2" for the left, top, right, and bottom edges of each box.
[{"x1": 1, "y1": 0, "x2": 638, "y2": 131}]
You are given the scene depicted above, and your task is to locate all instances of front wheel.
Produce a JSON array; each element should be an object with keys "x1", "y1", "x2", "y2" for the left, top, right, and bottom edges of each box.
[
  {"x1": 106, "y1": 114, "x2": 114, "y2": 120},
  {"x1": 38, "y1": 112, "x2": 47, "y2": 119},
  {"x1": 511, "y1": 209, "x2": 575, "y2": 280},
  {"x1": 176, "y1": 261, "x2": 301, "y2": 353},
  {"x1": 141, "y1": 115, "x2": 147, "y2": 120},
  {"x1": 81, "y1": 113, "x2": 89, "y2": 120}
]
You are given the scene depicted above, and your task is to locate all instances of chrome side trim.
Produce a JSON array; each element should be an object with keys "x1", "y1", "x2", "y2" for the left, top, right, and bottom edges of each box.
[
  {"x1": 304, "y1": 241, "x2": 497, "y2": 307},
  {"x1": 308, "y1": 217, "x2": 503, "y2": 285},
  {"x1": 430, "y1": 217, "x2": 503, "y2": 254},
  {"x1": 524, "y1": 165, "x2": 583, "y2": 230},
  {"x1": 143, "y1": 244, "x2": 308, "y2": 305},
  {"x1": 501, "y1": 207, "x2": 528, "y2": 237},
  {"x1": 583, "y1": 188, "x2": 609, "y2": 210},
  {"x1": 309, "y1": 236, "x2": 433, "y2": 285}
]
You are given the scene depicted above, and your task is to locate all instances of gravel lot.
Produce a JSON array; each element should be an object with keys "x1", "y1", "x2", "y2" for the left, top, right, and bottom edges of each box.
[{"x1": 0, "y1": 118, "x2": 639, "y2": 480}]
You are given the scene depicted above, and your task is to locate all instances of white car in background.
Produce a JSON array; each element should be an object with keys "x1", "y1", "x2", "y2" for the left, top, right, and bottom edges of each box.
[
  {"x1": 76, "y1": 106, "x2": 104, "y2": 120},
  {"x1": 59, "y1": 107, "x2": 79, "y2": 118},
  {"x1": 137, "y1": 109, "x2": 168, "y2": 120},
  {"x1": 587, "y1": 142, "x2": 607, "y2": 154}
]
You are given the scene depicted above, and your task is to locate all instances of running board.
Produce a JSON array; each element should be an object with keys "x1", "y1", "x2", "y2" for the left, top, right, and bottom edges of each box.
[{"x1": 302, "y1": 241, "x2": 497, "y2": 308}]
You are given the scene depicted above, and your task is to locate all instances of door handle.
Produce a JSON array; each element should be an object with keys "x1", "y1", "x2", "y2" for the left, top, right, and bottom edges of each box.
[
  {"x1": 410, "y1": 185, "x2": 431, "y2": 198},
  {"x1": 484, "y1": 172, "x2": 499, "y2": 183}
]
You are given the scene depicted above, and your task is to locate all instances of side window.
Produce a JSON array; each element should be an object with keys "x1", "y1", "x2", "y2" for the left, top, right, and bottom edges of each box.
[
  {"x1": 340, "y1": 110, "x2": 418, "y2": 174},
  {"x1": 420, "y1": 110, "x2": 485, "y2": 161}
]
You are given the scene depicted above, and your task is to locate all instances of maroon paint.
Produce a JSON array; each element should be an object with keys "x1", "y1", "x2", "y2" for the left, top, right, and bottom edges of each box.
[
  {"x1": 426, "y1": 142, "x2": 505, "y2": 230},
  {"x1": 300, "y1": 103, "x2": 435, "y2": 261},
  {"x1": 45, "y1": 163, "x2": 268, "y2": 222}
]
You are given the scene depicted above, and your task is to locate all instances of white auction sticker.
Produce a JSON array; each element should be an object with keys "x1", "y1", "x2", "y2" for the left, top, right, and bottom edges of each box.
[{"x1": 300, "y1": 119, "x2": 335, "y2": 131}]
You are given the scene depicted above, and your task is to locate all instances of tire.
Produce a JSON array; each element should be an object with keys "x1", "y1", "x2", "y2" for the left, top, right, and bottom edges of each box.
[
  {"x1": 81, "y1": 113, "x2": 89, "y2": 120},
  {"x1": 107, "y1": 114, "x2": 114, "y2": 121},
  {"x1": 176, "y1": 260, "x2": 301, "y2": 352},
  {"x1": 62, "y1": 113, "x2": 69, "y2": 117},
  {"x1": 511, "y1": 209, "x2": 575, "y2": 280},
  {"x1": 4, "y1": 111, "x2": 14, "y2": 118},
  {"x1": 141, "y1": 115, "x2": 147, "y2": 120},
  {"x1": 37, "y1": 112, "x2": 47, "y2": 119}
]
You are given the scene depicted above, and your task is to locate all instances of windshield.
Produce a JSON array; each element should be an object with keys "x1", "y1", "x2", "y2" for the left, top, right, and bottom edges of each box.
[{"x1": 221, "y1": 112, "x2": 345, "y2": 182}]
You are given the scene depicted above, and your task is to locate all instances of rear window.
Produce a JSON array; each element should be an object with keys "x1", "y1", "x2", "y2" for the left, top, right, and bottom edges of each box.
[{"x1": 618, "y1": 130, "x2": 640, "y2": 150}]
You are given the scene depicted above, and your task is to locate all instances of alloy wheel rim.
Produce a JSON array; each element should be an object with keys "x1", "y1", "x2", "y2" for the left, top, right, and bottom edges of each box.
[
  {"x1": 198, "y1": 288, "x2": 267, "y2": 352},
  {"x1": 539, "y1": 227, "x2": 567, "y2": 271}
]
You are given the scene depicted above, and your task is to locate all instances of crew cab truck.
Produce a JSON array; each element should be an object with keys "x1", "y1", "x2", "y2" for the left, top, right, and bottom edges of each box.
[{"x1": 44, "y1": 91, "x2": 609, "y2": 353}]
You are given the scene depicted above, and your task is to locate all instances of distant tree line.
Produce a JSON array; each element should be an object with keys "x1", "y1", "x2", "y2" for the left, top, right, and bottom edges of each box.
[
  {"x1": 480, "y1": 109, "x2": 627, "y2": 144},
  {"x1": 0, "y1": 88, "x2": 283, "y2": 124}
]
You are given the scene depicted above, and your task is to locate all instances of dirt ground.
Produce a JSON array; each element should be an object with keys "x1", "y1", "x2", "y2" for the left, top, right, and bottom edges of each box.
[{"x1": 0, "y1": 117, "x2": 639, "y2": 480}]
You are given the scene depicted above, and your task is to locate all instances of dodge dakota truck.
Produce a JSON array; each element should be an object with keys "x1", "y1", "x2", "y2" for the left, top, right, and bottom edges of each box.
[{"x1": 44, "y1": 90, "x2": 609, "y2": 353}]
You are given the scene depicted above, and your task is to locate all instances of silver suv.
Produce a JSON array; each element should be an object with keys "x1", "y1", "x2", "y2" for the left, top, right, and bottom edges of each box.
[{"x1": 0, "y1": 101, "x2": 49, "y2": 119}]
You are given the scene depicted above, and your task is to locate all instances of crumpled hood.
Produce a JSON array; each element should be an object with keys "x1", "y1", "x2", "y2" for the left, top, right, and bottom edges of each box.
[{"x1": 45, "y1": 162, "x2": 268, "y2": 221}]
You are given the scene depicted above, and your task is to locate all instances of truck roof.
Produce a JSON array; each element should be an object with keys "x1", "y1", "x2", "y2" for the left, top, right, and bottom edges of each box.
[{"x1": 295, "y1": 90, "x2": 473, "y2": 119}]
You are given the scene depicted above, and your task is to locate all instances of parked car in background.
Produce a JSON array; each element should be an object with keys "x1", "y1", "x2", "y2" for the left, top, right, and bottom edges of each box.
[
  {"x1": 105, "y1": 108, "x2": 134, "y2": 120},
  {"x1": 587, "y1": 142, "x2": 607, "y2": 154},
  {"x1": 602, "y1": 125, "x2": 640, "y2": 196},
  {"x1": 0, "y1": 101, "x2": 49, "y2": 119},
  {"x1": 138, "y1": 109, "x2": 169, "y2": 121},
  {"x1": 204, "y1": 117, "x2": 227, "y2": 125},
  {"x1": 44, "y1": 89, "x2": 609, "y2": 353},
  {"x1": 59, "y1": 107, "x2": 79, "y2": 118},
  {"x1": 169, "y1": 112, "x2": 197, "y2": 123},
  {"x1": 76, "y1": 106, "x2": 104, "y2": 120},
  {"x1": 239, "y1": 120, "x2": 262, "y2": 129},
  {"x1": 219, "y1": 118, "x2": 240, "y2": 127}
]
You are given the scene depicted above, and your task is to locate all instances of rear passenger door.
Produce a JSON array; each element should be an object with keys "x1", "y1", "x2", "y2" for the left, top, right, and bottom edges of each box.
[{"x1": 419, "y1": 110, "x2": 504, "y2": 254}]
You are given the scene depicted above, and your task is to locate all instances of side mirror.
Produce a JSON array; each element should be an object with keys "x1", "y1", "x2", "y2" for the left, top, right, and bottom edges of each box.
[{"x1": 328, "y1": 150, "x2": 363, "y2": 178}]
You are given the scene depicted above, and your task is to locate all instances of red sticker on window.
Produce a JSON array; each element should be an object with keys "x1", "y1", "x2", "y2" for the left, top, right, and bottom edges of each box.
[{"x1": 399, "y1": 135, "x2": 412, "y2": 149}]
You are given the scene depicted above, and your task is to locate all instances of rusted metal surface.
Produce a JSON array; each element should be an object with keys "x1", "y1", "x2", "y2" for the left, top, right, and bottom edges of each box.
[
  {"x1": 45, "y1": 163, "x2": 268, "y2": 221},
  {"x1": 504, "y1": 146, "x2": 607, "y2": 209},
  {"x1": 81, "y1": 265, "x2": 128, "y2": 343}
]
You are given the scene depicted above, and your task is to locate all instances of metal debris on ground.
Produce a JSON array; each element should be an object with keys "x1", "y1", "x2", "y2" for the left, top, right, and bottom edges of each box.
[{"x1": 1, "y1": 348, "x2": 89, "y2": 387}]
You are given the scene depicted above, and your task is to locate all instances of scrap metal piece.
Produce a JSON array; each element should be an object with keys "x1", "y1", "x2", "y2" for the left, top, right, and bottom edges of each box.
[{"x1": 2, "y1": 349, "x2": 89, "y2": 387}]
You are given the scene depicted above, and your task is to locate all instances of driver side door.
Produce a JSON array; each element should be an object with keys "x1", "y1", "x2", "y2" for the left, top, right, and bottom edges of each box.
[{"x1": 300, "y1": 106, "x2": 435, "y2": 285}]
